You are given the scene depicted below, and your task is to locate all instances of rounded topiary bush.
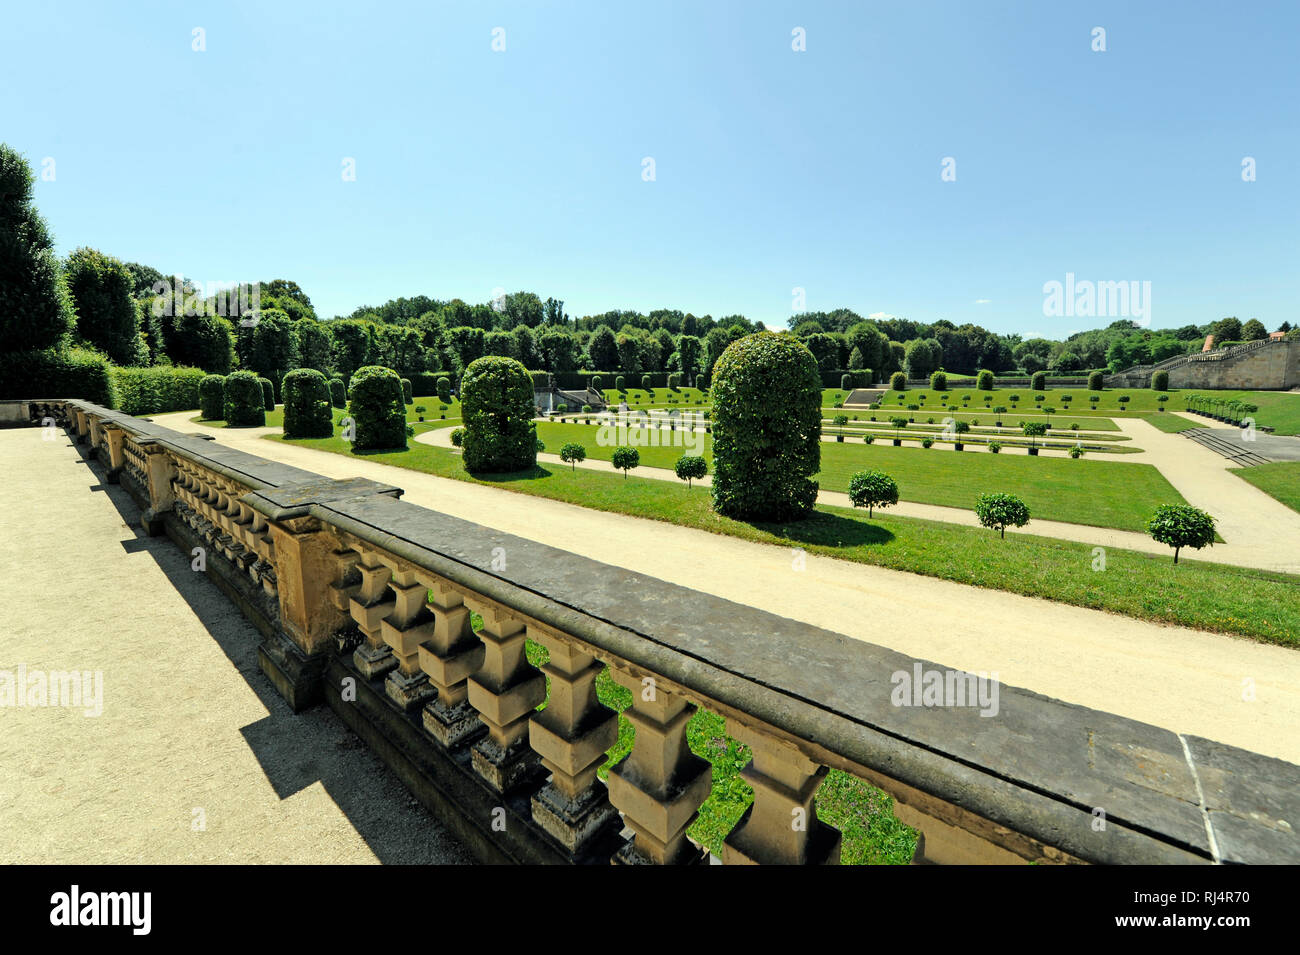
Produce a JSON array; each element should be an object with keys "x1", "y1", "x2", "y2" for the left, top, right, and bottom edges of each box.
[
  {"x1": 461, "y1": 356, "x2": 537, "y2": 473},
  {"x1": 329, "y1": 377, "x2": 346, "y2": 408},
  {"x1": 890, "y1": 371, "x2": 906, "y2": 391},
  {"x1": 667, "y1": 372, "x2": 681, "y2": 390},
  {"x1": 223, "y1": 370, "x2": 266, "y2": 427},
  {"x1": 1152, "y1": 370, "x2": 1169, "y2": 391},
  {"x1": 1030, "y1": 371, "x2": 1046, "y2": 391},
  {"x1": 840, "y1": 373, "x2": 853, "y2": 391},
  {"x1": 436, "y1": 376, "x2": 451, "y2": 403},
  {"x1": 282, "y1": 368, "x2": 333, "y2": 439},
  {"x1": 930, "y1": 371, "x2": 947, "y2": 391},
  {"x1": 348, "y1": 365, "x2": 407, "y2": 451},
  {"x1": 615, "y1": 375, "x2": 626, "y2": 391},
  {"x1": 450, "y1": 427, "x2": 465, "y2": 447},
  {"x1": 199, "y1": 374, "x2": 225, "y2": 420},
  {"x1": 1088, "y1": 370, "x2": 1104, "y2": 391},
  {"x1": 258, "y1": 377, "x2": 275, "y2": 411},
  {"x1": 976, "y1": 369, "x2": 994, "y2": 391},
  {"x1": 400, "y1": 377, "x2": 413, "y2": 404},
  {"x1": 710, "y1": 332, "x2": 821, "y2": 521}
]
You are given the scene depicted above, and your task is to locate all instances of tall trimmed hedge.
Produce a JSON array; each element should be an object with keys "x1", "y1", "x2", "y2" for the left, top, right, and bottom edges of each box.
[
  {"x1": 0, "y1": 347, "x2": 115, "y2": 406},
  {"x1": 258, "y1": 377, "x2": 275, "y2": 411},
  {"x1": 282, "y1": 368, "x2": 333, "y2": 438},
  {"x1": 1030, "y1": 371, "x2": 1047, "y2": 391},
  {"x1": 409, "y1": 372, "x2": 440, "y2": 397},
  {"x1": 930, "y1": 371, "x2": 947, "y2": 391},
  {"x1": 1088, "y1": 370, "x2": 1104, "y2": 391},
  {"x1": 710, "y1": 333, "x2": 821, "y2": 521},
  {"x1": 460, "y1": 356, "x2": 537, "y2": 473},
  {"x1": 223, "y1": 370, "x2": 265, "y2": 426},
  {"x1": 1152, "y1": 370, "x2": 1169, "y2": 391},
  {"x1": 436, "y1": 376, "x2": 451, "y2": 403},
  {"x1": 976, "y1": 369, "x2": 994, "y2": 390},
  {"x1": 0, "y1": 145, "x2": 77, "y2": 352},
  {"x1": 400, "y1": 377, "x2": 413, "y2": 404},
  {"x1": 329, "y1": 377, "x2": 346, "y2": 407},
  {"x1": 199, "y1": 375, "x2": 225, "y2": 420},
  {"x1": 890, "y1": 371, "x2": 906, "y2": 391},
  {"x1": 112, "y1": 365, "x2": 207, "y2": 415},
  {"x1": 840, "y1": 374, "x2": 853, "y2": 391},
  {"x1": 348, "y1": 365, "x2": 406, "y2": 451}
]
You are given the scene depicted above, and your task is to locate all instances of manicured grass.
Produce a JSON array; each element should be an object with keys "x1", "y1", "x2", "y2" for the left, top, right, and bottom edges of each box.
[
  {"x1": 842, "y1": 410, "x2": 1120, "y2": 432},
  {"x1": 194, "y1": 395, "x2": 462, "y2": 429},
  {"x1": 1140, "y1": 413, "x2": 1207, "y2": 434},
  {"x1": 1234, "y1": 462, "x2": 1300, "y2": 514},
  {"x1": 597, "y1": 387, "x2": 709, "y2": 410},
  {"x1": 876, "y1": 387, "x2": 1171, "y2": 416},
  {"x1": 531, "y1": 421, "x2": 1184, "y2": 532},
  {"x1": 265, "y1": 433, "x2": 1300, "y2": 647}
]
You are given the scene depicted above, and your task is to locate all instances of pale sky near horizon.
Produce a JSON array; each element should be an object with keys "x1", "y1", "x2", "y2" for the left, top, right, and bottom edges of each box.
[{"x1": 4, "y1": 0, "x2": 1296, "y2": 333}]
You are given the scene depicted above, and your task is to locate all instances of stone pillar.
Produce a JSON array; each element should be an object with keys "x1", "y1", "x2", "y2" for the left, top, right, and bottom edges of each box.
[
  {"x1": 327, "y1": 548, "x2": 363, "y2": 648},
  {"x1": 467, "y1": 606, "x2": 546, "y2": 793},
  {"x1": 349, "y1": 553, "x2": 397, "y2": 680},
  {"x1": 380, "y1": 571, "x2": 437, "y2": 711},
  {"x1": 417, "y1": 582, "x2": 486, "y2": 747},
  {"x1": 140, "y1": 444, "x2": 176, "y2": 536},
  {"x1": 86, "y1": 414, "x2": 103, "y2": 459},
  {"x1": 101, "y1": 425, "x2": 126, "y2": 483},
  {"x1": 528, "y1": 633, "x2": 620, "y2": 854},
  {"x1": 721, "y1": 720, "x2": 841, "y2": 865},
  {"x1": 606, "y1": 670, "x2": 711, "y2": 865},
  {"x1": 268, "y1": 519, "x2": 350, "y2": 657},
  {"x1": 74, "y1": 409, "x2": 88, "y2": 443}
]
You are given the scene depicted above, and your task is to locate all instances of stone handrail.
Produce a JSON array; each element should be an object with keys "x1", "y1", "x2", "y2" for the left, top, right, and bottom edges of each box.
[{"x1": 28, "y1": 398, "x2": 1300, "y2": 865}]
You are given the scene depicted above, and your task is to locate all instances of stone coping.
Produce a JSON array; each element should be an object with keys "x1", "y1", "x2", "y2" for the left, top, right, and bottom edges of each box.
[{"x1": 56, "y1": 399, "x2": 1300, "y2": 864}]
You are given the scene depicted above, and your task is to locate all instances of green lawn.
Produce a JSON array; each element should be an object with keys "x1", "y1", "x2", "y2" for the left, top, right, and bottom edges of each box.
[
  {"x1": 873, "y1": 387, "x2": 1176, "y2": 416},
  {"x1": 193, "y1": 395, "x2": 462, "y2": 429},
  {"x1": 532, "y1": 421, "x2": 1182, "y2": 532},
  {"x1": 1140, "y1": 413, "x2": 1207, "y2": 434},
  {"x1": 1234, "y1": 462, "x2": 1300, "y2": 514},
  {"x1": 1185, "y1": 390, "x2": 1300, "y2": 436},
  {"x1": 833, "y1": 410, "x2": 1121, "y2": 432},
  {"x1": 596, "y1": 387, "x2": 709, "y2": 410},
  {"x1": 265, "y1": 433, "x2": 1298, "y2": 647}
]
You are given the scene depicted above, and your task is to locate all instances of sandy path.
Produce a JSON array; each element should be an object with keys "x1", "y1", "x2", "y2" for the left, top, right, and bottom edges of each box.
[
  {"x1": 147, "y1": 411, "x2": 1300, "y2": 764},
  {"x1": 1113, "y1": 417, "x2": 1300, "y2": 574},
  {"x1": 0, "y1": 428, "x2": 470, "y2": 864}
]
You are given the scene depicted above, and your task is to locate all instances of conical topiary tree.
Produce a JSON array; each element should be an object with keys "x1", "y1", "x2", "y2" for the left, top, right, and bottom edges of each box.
[{"x1": 0, "y1": 144, "x2": 77, "y2": 352}]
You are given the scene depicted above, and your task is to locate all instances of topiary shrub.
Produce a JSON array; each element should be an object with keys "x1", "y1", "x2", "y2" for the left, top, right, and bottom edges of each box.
[
  {"x1": 890, "y1": 371, "x2": 906, "y2": 391},
  {"x1": 612, "y1": 446, "x2": 640, "y2": 478},
  {"x1": 847, "y1": 469, "x2": 898, "y2": 517},
  {"x1": 863, "y1": 434, "x2": 875, "y2": 445},
  {"x1": 281, "y1": 368, "x2": 333, "y2": 438},
  {"x1": 450, "y1": 427, "x2": 465, "y2": 447},
  {"x1": 840, "y1": 374, "x2": 853, "y2": 391},
  {"x1": 987, "y1": 441, "x2": 1002, "y2": 453},
  {"x1": 436, "y1": 376, "x2": 452, "y2": 403},
  {"x1": 461, "y1": 356, "x2": 536, "y2": 472},
  {"x1": 199, "y1": 374, "x2": 226, "y2": 420},
  {"x1": 921, "y1": 437, "x2": 934, "y2": 448},
  {"x1": 976, "y1": 369, "x2": 994, "y2": 391},
  {"x1": 675, "y1": 454, "x2": 708, "y2": 488},
  {"x1": 930, "y1": 371, "x2": 947, "y2": 391},
  {"x1": 348, "y1": 365, "x2": 407, "y2": 451},
  {"x1": 329, "y1": 378, "x2": 346, "y2": 407},
  {"x1": 559, "y1": 442, "x2": 586, "y2": 471},
  {"x1": 591, "y1": 374, "x2": 604, "y2": 391},
  {"x1": 1069, "y1": 444, "x2": 1085, "y2": 459},
  {"x1": 616, "y1": 375, "x2": 626, "y2": 391},
  {"x1": 1147, "y1": 504, "x2": 1215, "y2": 564},
  {"x1": 258, "y1": 377, "x2": 275, "y2": 411},
  {"x1": 668, "y1": 372, "x2": 681, "y2": 390},
  {"x1": 1030, "y1": 371, "x2": 1046, "y2": 391},
  {"x1": 974, "y1": 492, "x2": 1030, "y2": 538},
  {"x1": 641, "y1": 374, "x2": 652, "y2": 390},
  {"x1": 223, "y1": 370, "x2": 266, "y2": 426},
  {"x1": 1152, "y1": 370, "x2": 1168, "y2": 391},
  {"x1": 400, "y1": 377, "x2": 413, "y2": 404},
  {"x1": 1088, "y1": 370, "x2": 1104, "y2": 391},
  {"x1": 710, "y1": 333, "x2": 821, "y2": 521}
]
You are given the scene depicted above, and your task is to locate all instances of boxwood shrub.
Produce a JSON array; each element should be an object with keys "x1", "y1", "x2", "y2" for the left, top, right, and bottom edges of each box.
[
  {"x1": 199, "y1": 374, "x2": 225, "y2": 420},
  {"x1": 258, "y1": 377, "x2": 275, "y2": 411},
  {"x1": 222, "y1": 371, "x2": 265, "y2": 426},
  {"x1": 400, "y1": 377, "x2": 413, "y2": 404},
  {"x1": 1152, "y1": 370, "x2": 1169, "y2": 391},
  {"x1": 976, "y1": 369, "x2": 994, "y2": 390},
  {"x1": 890, "y1": 371, "x2": 906, "y2": 391},
  {"x1": 460, "y1": 356, "x2": 536, "y2": 473},
  {"x1": 1088, "y1": 370, "x2": 1104, "y2": 391},
  {"x1": 282, "y1": 368, "x2": 333, "y2": 438},
  {"x1": 348, "y1": 365, "x2": 406, "y2": 451},
  {"x1": 930, "y1": 371, "x2": 946, "y2": 391},
  {"x1": 436, "y1": 376, "x2": 452, "y2": 403},
  {"x1": 1030, "y1": 371, "x2": 1046, "y2": 391},
  {"x1": 710, "y1": 333, "x2": 821, "y2": 521},
  {"x1": 329, "y1": 377, "x2": 346, "y2": 407}
]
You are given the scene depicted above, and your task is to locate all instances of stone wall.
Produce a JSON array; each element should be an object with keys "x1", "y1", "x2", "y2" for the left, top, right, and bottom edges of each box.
[{"x1": 1168, "y1": 340, "x2": 1299, "y2": 390}]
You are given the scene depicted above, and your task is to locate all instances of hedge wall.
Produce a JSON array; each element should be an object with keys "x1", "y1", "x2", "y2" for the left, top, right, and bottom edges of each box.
[
  {"x1": 0, "y1": 347, "x2": 116, "y2": 406},
  {"x1": 408, "y1": 372, "x2": 440, "y2": 397},
  {"x1": 112, "y1": 365, "x2": 207, "y2": 415}
]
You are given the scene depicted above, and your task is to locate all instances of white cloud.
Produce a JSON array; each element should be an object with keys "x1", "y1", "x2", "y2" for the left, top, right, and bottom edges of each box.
[
  {"x1": 868, "y1": 311, "x2": 895, "y2": 320},
  {"x1": 975, "y1": 298, "x2": 991, "y2": 304}
]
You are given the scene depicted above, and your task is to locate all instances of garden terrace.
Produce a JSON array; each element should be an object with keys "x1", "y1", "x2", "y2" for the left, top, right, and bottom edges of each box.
[{"x1": 21, "y1": 397, "x2": 1300, "y2": 865}]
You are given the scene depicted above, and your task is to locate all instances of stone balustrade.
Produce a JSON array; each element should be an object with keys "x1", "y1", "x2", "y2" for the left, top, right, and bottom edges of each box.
[{"x1": 18, "y1": 398, "x2": 1300, "y2": 866}]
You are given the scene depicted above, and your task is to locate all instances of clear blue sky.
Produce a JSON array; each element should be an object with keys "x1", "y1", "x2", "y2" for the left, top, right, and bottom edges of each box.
[{"x1": 4, "y1": 0, "x2": 1296, "y2": 334}]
